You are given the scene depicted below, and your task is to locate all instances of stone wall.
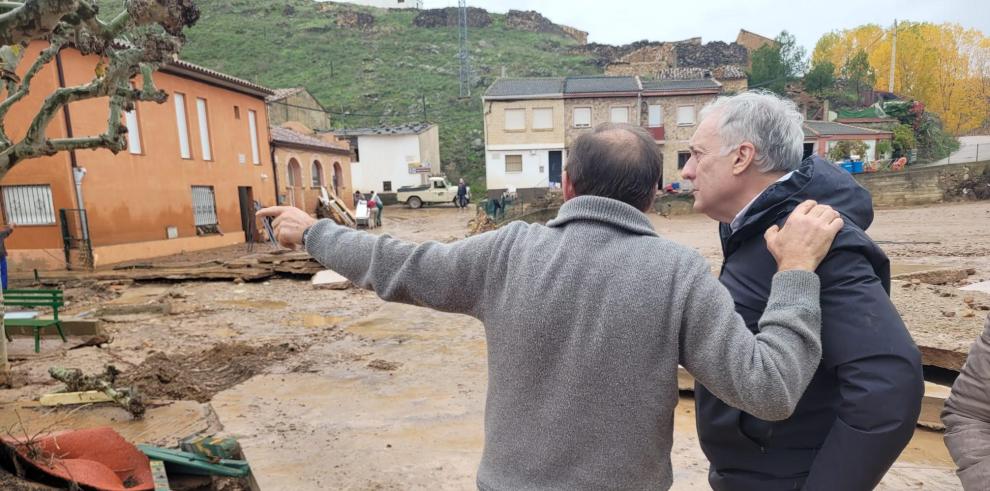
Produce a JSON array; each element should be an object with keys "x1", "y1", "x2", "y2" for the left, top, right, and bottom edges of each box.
[
  {"x1": 675, "y1": 41, "x2": 748, "y2": 69},
  {"x1": 505, "y1": 10, "x2": 587, "y2": 44},
  {"x1": 336, "y1": 10, "x2": 375, "y2": 29},
  {"x1": 413, "y1": 7, "x2": 491, "y2": 28},
  {"x1": 855, "y1": 161, "x2": 990, "y2": 207}
]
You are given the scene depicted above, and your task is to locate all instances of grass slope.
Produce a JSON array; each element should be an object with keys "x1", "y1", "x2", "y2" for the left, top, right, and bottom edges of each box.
[{"x1": 119, "y1": 0, "x2": 602, "y2": 193}]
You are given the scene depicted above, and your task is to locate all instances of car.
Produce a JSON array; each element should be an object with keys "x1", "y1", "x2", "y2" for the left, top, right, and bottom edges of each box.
[{"x1": 396, "y1": 177, "x2": 467, "y2": 208}]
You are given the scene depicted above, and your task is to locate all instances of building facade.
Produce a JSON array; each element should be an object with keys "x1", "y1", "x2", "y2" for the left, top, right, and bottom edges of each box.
[
  {"x1": 483, "y1": 75, "x2": 724, "y2": 190},
  {"x1": 802, "y1": 121, "x2": 894, "y2": 161},
  {"x1": 1, "y1": 42, "x2": 276, "y2": 270},
  {"x1": 336, "y1": 123, "x2": 440, "y2": 195},
  {"x1": 271, "y1": 124, "x2": 354, "y2": 212},
  {"x1": 267, "y1": 87, "x2": 332, "y2": 132}
]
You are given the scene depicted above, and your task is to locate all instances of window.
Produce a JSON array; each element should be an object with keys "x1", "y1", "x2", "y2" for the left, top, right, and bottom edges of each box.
[
  {"x1": 648, "y1": 105, "x2": 663, "y2": 127},
  {"x1": 677, "y1": 105, "x2": 696, "y2": 126},
  {"x1": 434, "y1": 180, "x2": 446, "y2": 189},
  {"x1": 248, "y1": 110, "x2": 260, "y2": 164},
  {"x1": 1, "y1": 185, "x2": 56, "y2": 225},
  {"x1": 610, "y1": 106, "x2": 629, "y2": 124},
  {"x1": 124, "y1": 106, "x2": 143, "y2": 154},
  {"x1": 505, "y1": 154, "x2": 523, "y2": 173},
  {"x1": 234, "y1": 106, "x2": 241, "y2": 119},
  {"x1": 505, "y1": 108, "x2": 526, "y2": 131},
  {"x1": 311, "y1": 161, "x2": 324, "y2": 187},
  {"x1": 191, "y1": 186, "x2": 219, "y2": 234},
  {"x1": 174, "y1": 92, "x2": 191, "y2": 159},
  {"x1": 678, "y1": 151, "x2": 691, "y2": 169},
  {"x1": 382, "y1": 181, "x2": 392, "y2": 192},
  {"x1": 533, "y1": 108, "x2": 553, "y2": 130},
  {"x1": 196, "y1": 98, "x2": 212, "y2": 161},
  {"x1": 573, "y1": 107, "x2": 592, "y2": 128}
]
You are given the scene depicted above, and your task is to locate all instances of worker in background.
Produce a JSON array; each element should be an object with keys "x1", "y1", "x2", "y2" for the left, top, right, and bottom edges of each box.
[
  {"x1": 943, "y1": 313, "x2": 990, "y2": 490},
  {"x1": 353, "y1": 189, "x2": 362, "y2": 210},
  {"x1": 457, "y1": 178, "x2": 469, "y2": 212},
  {"x1": 0, "y1": 222, "x2": 15, "y2": 290},
  {"x1": 370, "y1": 190, "x2": 383, "y2": 228},
  {"x1": 681, "y1": 90, "x2": 923, "y2": 490},
  {"x1": 258, "y1": 123, "x2": 845, "y2": 490}
]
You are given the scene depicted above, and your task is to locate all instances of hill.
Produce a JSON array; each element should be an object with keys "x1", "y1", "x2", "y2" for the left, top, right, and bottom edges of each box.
[{"x1": 107, "y1": 0, "x2": 606, "y2": 193}]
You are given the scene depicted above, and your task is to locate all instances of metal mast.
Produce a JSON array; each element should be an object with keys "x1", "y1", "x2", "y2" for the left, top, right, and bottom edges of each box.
[{"x1": 458, "y1": 0, "x2": 471, "y2": 98}]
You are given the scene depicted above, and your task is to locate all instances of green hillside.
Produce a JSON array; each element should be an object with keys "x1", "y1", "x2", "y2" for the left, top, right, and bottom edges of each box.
[{"x1": 112, "y1": 0, "x2": 603, "y2": 192}]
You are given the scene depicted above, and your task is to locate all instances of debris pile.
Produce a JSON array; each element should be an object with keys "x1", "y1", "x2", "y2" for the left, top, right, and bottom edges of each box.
[
  {"x1": 468, "y1": 211, "x2": 498, "y2": 236},
  {"x1": 48, "y1": 366, "x2": 146, "y2": 417}
]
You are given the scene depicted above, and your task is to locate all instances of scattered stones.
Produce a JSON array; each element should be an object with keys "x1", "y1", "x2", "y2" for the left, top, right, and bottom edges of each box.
[
  {"x1": 963, "y1": 310, "x2": 976, "y2": 318},
  {"x1": 367, "y1": 359, "x2": 401, "y2": 371},
  {"x1": 943, "y1": 310, "x2": 957, "y2": 318},
  {"x1": 312, "y1": 270, "x2": 352, "y2": 290}
]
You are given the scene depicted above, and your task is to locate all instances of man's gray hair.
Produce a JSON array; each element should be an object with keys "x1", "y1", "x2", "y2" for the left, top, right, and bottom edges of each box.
[{"x1": 699, "y1": 90, "x2": 805, "y2": 173}]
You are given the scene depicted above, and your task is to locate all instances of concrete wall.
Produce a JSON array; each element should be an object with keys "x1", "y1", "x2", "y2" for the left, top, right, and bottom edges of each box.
[
  {"x1": 484, "y1": 99, "x2": 566, "y2": 146},
  {"x1": 417, "y1": 125, "x2": 442, "y2": 175},
  {"x1": 2, "y1": 43, "x2": 276, "y2": 270},
  {"x1": 854, "y1": 161, "x2": 990, "y2": 207},
  {"x1": 485, "y1": 146, "x2": 565, "y2": 190},
  {"x1": 349, "y1": 134, "x2": 426, "y2": 194},
  {"x1": 268, "y1": 90, "x2": 331, "y2": 131}
]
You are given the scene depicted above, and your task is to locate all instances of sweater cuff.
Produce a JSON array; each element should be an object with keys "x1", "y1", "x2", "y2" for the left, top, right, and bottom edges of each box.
[
  {"x1": 767, "y1": 270, "x2": 821, "y2": 309},
  {"x1": 303, "y1": 219, "x2": 339, "y2": 258}
]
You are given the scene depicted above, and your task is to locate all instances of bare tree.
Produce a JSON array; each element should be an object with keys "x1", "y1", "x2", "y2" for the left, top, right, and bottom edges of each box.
[{"x1": 0, "y1": 0, "x2": 198, "y2": 383}]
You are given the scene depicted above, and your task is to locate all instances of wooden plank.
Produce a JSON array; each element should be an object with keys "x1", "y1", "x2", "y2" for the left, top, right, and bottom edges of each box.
[
  {"x1": 150, "y1": 460, "x2": 172, "y2": 491},
  {"x1": 40, "y1": 391, "x2": 114, "y2": 406},
  {"x1": 918, "y1": 382, "x2": 950, "y2": 430},
  {"x1": 677, "y1": 366, "x2": 694, "y2": 392}
]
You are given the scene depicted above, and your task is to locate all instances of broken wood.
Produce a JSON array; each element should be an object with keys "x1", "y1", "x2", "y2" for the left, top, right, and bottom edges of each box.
[
  {"x1": 49, "y1": 366, "x2": 145, "y2": 418},
  {"x1": 918, "y1": 382, "x2": 951, "y2": 430},
  {"x1": 39, "y1": 390, "x2": 113, "y2": 406}
]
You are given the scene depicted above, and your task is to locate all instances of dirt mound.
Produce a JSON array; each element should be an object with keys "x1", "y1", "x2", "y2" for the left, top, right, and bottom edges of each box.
[{"x1": 121, "y1": 343, "x2": 300, "y2": 402}]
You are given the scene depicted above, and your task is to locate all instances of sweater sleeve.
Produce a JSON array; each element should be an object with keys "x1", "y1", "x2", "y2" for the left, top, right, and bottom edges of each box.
[
  {"x1": 304, "y1": 218, "x2": 500, "y2": 318},
  {"x1": 942, "y1": 315, "x2": 990, "y2": 491},
  {"x1": 679, "y1": 260, "x2": 823, "y2": 421}
]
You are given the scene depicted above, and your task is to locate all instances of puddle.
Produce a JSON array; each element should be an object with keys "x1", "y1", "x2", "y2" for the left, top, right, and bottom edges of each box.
[
  {"x1": 296, "y1": 314, "x2": 344, "y2": 328},
  {"x1": 219, "y1": 299, "x2": 288, "y2": 310}
]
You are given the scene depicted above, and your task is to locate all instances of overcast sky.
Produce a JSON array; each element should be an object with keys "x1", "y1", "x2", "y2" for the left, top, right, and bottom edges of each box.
[{"x1": 427, "y1": 0, "x2": 990, "y2": 52}]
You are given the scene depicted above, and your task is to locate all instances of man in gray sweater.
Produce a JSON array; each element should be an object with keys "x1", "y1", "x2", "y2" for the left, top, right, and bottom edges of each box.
[{"x1": 258, "y1": 124, "x2": 843, "y2": 490}]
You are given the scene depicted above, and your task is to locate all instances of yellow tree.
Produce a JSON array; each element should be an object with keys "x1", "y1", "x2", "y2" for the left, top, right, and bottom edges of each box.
[{"x1": 812, "y1": 22, "x2": 989, "y2": 135}]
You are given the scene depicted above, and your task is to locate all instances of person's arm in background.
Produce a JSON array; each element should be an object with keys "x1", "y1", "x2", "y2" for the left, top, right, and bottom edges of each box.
[
  {"x1": 257, "y1": 206, "x2": 513, "y2": 318},
  {"x1": 802, "y1": 242, "x2": 924, "y2": 490},
  {"x1": 0, "y1": 223, "x2": 13, "y2": 240},
  {"x1": 942, "y1": 315, "x2": 990, "y2": 490},
  {"x1": 680, "y1": 200, "x2": 843, "y2": 421}
]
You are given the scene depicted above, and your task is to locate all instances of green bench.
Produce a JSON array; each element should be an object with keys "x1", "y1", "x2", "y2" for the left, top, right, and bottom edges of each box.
[{"x1": 3, "y1": 289, "x2": 66, "y2": 353}]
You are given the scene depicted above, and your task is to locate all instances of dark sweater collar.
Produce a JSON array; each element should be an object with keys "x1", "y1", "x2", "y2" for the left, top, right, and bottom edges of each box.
[{"x1": 547, "y1": 196, "x2": 658, "y2": 237}]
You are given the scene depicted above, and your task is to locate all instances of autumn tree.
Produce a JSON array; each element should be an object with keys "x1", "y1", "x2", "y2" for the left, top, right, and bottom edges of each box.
[
  {"x1": 0, "y1": 0, "x2": 198, "y2": 383},
  {"x1": 812, "y1": 22, "x2": 990, "y2": 135}
]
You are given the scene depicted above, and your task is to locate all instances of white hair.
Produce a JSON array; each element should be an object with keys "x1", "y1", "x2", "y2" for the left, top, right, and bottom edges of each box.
[{"x1": 699, "y1": 90, "x2": 805, "y2": 173}]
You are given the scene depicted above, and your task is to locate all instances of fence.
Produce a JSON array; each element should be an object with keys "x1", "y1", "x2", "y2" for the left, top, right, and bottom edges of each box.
[{"x1": 920, "y1": 142, "x2": 990, "y2": 167}]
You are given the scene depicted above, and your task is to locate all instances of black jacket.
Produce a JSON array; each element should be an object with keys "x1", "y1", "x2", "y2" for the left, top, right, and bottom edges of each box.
[{"x1": 695, "y1": 156, "x2": 924, "y2": 490}]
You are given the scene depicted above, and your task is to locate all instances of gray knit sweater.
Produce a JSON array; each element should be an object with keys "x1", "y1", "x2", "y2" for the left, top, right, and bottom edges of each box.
[{"x1": 305, "y1": 196, "x2": 823, "y2": 491}]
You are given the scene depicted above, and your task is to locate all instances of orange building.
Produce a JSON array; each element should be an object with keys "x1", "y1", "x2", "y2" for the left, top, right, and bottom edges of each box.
[
  {"x1": 1, "y1": 42, "x2": 277, "y2": 270},
  {"x1": 271, "y1": 123, "x2": 354, "y2": 213}
]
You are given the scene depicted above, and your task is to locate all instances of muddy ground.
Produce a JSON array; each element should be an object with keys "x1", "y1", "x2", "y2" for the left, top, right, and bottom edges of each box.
[{"x1": 3, "y1": 201, "x2": 989, "y2": 490}]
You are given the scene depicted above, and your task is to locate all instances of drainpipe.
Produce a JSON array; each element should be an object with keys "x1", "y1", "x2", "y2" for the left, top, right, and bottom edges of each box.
[
  {"x1": 56, "y1": 51, "x2": 91, "y2": 266},
  {"x1": 72, "y1": 167, "x2": 89, "y2": 242}
]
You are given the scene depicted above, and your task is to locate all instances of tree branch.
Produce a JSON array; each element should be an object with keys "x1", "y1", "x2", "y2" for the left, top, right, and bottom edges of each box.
[
  {"x1": 0, "y1": 36, "x2": 64, "y2": 119},
  {"x1": 0, "y1": 0, "x2": 79, "y2": 46}
]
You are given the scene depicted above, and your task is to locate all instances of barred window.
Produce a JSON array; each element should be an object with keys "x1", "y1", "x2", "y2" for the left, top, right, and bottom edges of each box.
[
  {"x1": 2, "y1": 185, "x2": 56, "y2": 225},
  {"x1": 191, "y1": 186, "x2": 218, "y2": 233}
]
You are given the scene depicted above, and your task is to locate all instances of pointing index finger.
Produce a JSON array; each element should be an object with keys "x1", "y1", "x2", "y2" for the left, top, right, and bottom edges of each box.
[{"x1": 256, "y1": 206, "x2": 291, "y2": 218}]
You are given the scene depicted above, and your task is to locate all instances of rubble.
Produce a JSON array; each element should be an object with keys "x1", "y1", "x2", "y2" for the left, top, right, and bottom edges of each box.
[
  {"x1": 312, "y1": 270, "x2": 351, "y2": 290},
  {"x1": 891, "y1": 267, "x2": 974, "y2": 285}
]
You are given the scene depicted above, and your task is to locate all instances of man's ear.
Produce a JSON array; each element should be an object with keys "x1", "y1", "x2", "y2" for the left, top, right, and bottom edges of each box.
[
  {"x1": 732, "y1": 142, "x2": 757, "y2": 176},
  {"x1": 563, "y1": 171, "x2": 577, "y2": 201}
]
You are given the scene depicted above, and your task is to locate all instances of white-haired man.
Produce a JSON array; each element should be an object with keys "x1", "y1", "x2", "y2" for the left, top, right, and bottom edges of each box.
[{"x1": 681, "y1": 91, "x2": 924, "y2": 490}]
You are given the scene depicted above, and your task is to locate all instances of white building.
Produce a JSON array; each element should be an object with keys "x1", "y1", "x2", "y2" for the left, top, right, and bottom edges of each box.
[
  {"x1": 335, "y1": 123, "x2": 441, "y2": 194},
  {"x1": 316, "y1": 0, "x2": 423, "y2": 8}
]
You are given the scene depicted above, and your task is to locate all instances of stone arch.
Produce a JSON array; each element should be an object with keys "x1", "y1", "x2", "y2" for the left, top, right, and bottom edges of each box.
[
  {"x1": 311, "y1": 160, "x2": 325, "y2": 188},
  {"x1": 333, "y1": 161, "x2": 343, "y2": 197}
]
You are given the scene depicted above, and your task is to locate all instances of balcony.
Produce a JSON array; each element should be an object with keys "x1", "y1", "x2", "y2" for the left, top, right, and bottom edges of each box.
[{"x1": 646, "y1": 126, "x2": 665, "y2": 141}]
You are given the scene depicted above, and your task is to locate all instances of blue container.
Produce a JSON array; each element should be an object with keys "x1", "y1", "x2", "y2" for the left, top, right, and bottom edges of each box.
[
  {"x1": 839, "y1": 162, "x2": 855, "y2": 173},
  {"x1": 850, "y1": 161, "x2": 864, "y2": 173}
]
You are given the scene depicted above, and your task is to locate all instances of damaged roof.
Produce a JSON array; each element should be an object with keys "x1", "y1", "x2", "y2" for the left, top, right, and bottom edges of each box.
[
  {"x1": 335, "y1": 122, "x2": 434, "y2": 137},
  {"x1": 803, "y1": 120, "x2": 894, "y2": 138},
  {"x1": 564, "y1": 76, "x2": 640, "y2": 94},
  {"x1": 485, "y1": 78, "x2": 566, "y2": 99},
  {"x1": 270, "y1": 127, "x2": 351, "y2": 154}
]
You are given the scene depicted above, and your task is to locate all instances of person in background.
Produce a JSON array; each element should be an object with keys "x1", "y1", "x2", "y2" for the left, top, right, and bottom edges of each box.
[
  {"x1": 370, "y1": 190, "x2": 383, "y2": 227},
  {"x1": 0, "y1": 222, "x2": 14, "y2": 290},
  {"x1": 353, "y1": 190, "x2": 362, "y2": 210},
  {"x1": 943, "y1": 314, "x2": 990, "y2": 490},
  {"x1": 457, "y1": 178, "x2": 469, "y2": 212}
]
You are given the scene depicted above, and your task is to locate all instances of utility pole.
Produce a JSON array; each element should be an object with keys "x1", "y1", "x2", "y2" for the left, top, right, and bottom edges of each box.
[
  {"x1": 888, "y1": 19, "x2": 897, "y2": 93},
  {"x1": 458, "y1": 0, "x2": 471, "y2": 98}
]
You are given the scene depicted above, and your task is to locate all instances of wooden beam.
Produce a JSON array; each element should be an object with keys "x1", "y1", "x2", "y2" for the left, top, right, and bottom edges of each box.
[{"x1": 39, "y1": 390, "x2": 113, "y2": 406}]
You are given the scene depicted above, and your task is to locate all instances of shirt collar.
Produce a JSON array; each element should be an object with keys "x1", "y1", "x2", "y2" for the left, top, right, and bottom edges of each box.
[{"x1": 729, "y1": 171, "x2": 794, "y2": 233}]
